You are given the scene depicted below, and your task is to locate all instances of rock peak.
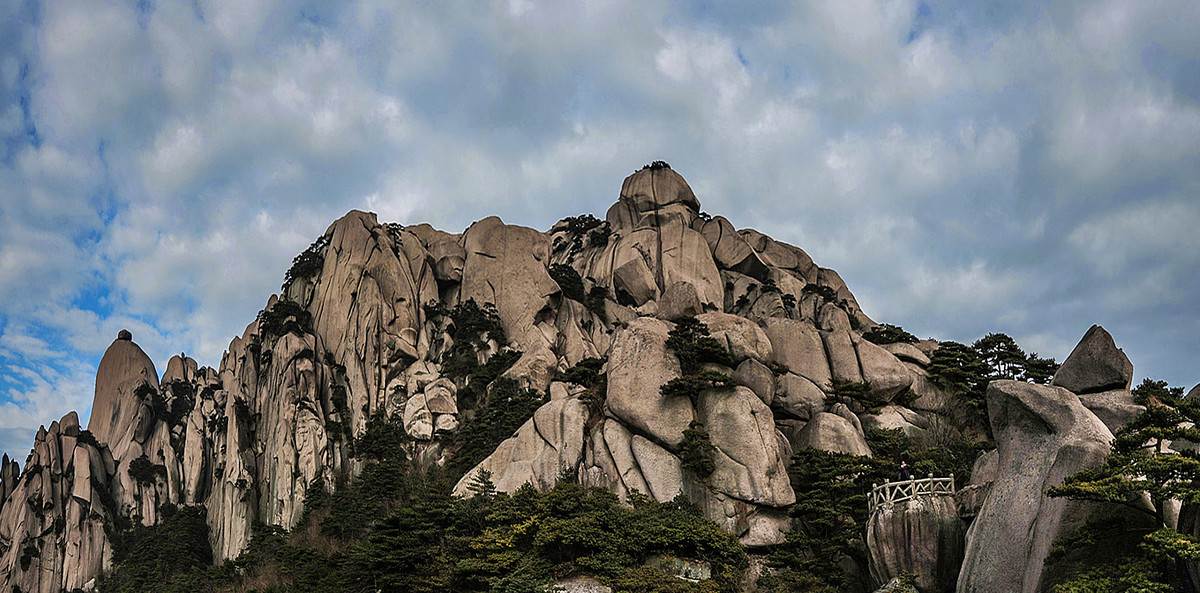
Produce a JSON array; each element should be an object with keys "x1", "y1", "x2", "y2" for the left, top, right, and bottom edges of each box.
[
  {"x1": 1051, "y1": 324, "x2": 1134, "y2": 394},
  {"x1": 117, "y1": 329, "x2": 132, "y2": 340},
  {"x1": 606, "y1": 163, "x2": 701, "y2": 230}
]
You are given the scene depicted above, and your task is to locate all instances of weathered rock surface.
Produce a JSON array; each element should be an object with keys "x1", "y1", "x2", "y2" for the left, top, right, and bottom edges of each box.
[
  {"x1": 957, "y1": 381, "x2": 1114, "y2": 593},
  {"x1": 1051, "y1": 325, "x2": 1134, "y2": 394},
  {"x1": 867, "y1": 494, "x2": 964, "y2": 593},
  {"x1": 1077, "y1": 389, "x2": 1144, "y2": 434},
  {"x1": 796, "y1": 412, "x2": 872, "y2": 456},
  {"x1": 697, "y1": 387, "x2": 795, "y2": 508},
  {"x1": 761, "y1": 318, "x2": 831, "y2": 388},
  {"x1": 604, "y1": 317, "x2": 692, "y2": 448},
  {"x1": 861, "y1": 405, "x2": 930, "y2": 440},
  {"x1": 0, "y1": 165, "x2": 911, "y2": 590},
  {"x1": 0, "y1": 412, "x2": 115, "y2": 593},
  {"x1": 774, "y1": 372, "x2": 826, "y2": 420},
  {"x1": 453, "y1": 397, "x2": 589, "y2": 496}
]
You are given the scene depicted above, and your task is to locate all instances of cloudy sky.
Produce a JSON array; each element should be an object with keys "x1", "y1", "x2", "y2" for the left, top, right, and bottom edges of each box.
[{"x1": 1, "y1": 0, "x2": 1198, "y2": 460}]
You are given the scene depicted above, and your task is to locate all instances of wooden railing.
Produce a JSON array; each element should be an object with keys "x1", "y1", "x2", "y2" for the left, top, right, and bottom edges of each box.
[{"x1": 868, "y1": 474, "x2": 955, "y2": 513}]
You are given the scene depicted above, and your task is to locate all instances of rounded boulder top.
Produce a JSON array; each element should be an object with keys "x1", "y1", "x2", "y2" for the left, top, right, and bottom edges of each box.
[
  {"x1": 619, "y1": 162, "x2": 700, "y2": 214},
  {"x1": 117, "y1": 329, "x2": 132, "y2": 341}
]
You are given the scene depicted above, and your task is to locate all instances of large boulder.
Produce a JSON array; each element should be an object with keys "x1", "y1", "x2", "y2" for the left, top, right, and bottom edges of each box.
[
  {"x1": 861, "y1": 405, "x2": 930, "y2": 440},
  {"x1": 1077, "y1": 389, "x2": 1144, "y2": 434},
  {"x1": 774, "y1": 373, "x2": 826, "y2": 420},
  {"x1": 697, "y1": 311, "x2": 773, "y2": 364},
  {"x1": 700, "y1": 216, "x2": 769, "y2": 280},
  {"x1": 461, "y1": 216, "x2": 561, "y2": 353},
  {"x1": 88, "y1": 331, "x2": 160, "y2": 453},
  {"x1": 867, "y1": 493, "x2": 964, "y2": 593},
  {"x1": 796, "y1": 412, "x2": 872, "y2": 457},
  {"x1": 957, "y1": 381, "x2": 1115, "y2": 593},
  {"x1": 606, "y1": 165, "x2": 700, "y2": 231},
  {"x1": 696, "y1": 387, "x2": 795, "y2": 508},
  {"x1": 454, "y1": 397, "x2": 590, "y2": 496},
  {"x1": 1051, "y1": 325, "x2": 1134, "y2": 394},
  {"x1": 604, "y1": 318, "x2": 693, "y2": 448},
  {"x1": 580, "y1": 419, "x2": 685, "y2": 503},
  {"x1": 734, "y1": 359, "x2": 775, "y2": 406},
  {"x1": 761, "y1": 318, "x2": 831, "y2": 388},
  {"x1": 856, "y1": 337, "x2": 915, "y2": 403}
]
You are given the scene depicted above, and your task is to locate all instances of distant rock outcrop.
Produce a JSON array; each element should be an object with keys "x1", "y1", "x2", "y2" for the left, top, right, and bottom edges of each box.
[{"x1": 1050, "y1": 325, "x2": 1134, "y2": 394}]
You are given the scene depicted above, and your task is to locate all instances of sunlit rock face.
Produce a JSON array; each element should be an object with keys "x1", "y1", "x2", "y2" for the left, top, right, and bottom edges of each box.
[{"x1": 0, "y1": 163, "x2": 954, "y2": 592}]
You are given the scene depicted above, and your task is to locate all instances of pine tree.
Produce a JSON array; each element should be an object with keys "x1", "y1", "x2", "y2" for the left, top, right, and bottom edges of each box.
[{"x1": 1048, "y1": 381, "x2": 1200, "y2": 591}]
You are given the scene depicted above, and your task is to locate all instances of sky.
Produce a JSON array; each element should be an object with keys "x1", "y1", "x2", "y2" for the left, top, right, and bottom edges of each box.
[{"x1": 1, "y1": 0, "x2": 1198, "y2": 461}]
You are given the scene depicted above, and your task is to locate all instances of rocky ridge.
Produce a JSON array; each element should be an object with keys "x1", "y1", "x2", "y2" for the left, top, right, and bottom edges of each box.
[{"x1": 0, "y1": 163, "x2": 1177, "y2": 592}]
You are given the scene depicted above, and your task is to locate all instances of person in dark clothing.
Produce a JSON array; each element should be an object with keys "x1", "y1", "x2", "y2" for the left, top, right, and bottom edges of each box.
[{"x1": 898, "y1": 460, "x2": 912, "y2": 481}]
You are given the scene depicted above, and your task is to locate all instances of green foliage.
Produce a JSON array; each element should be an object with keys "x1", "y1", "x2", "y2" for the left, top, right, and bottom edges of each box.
[
  {"x1": 925, "y1": 334, "x2": 1060, "y2": 428},
  {"x1": 800, "y1": 284, "x2": 837, "y2": 303},
  {"x1": 926, "y1": 341, "x2": 990, "y2": 420},
  {"x1": 208, "y1": 469, "x2": 744, "y2": 593},
  {"x1": 127, "y1": 455, "x2": 166, "y2": 485},
  {"x1": 554, "y1": 214, "x2": 611, "y2": 257},
  {"x1": 282, "y1": 234, "x2": 330, "y2": 291},
  {"x1": 1132, "y1": 377, "x2": 1186, "y2": 406},
  {"x1": 559, "y1": 357, "x2": 609, "y2": 410},
  {"x1": 1023, "y1": 352, "x2": 1059, "y2": 385},
  {"x1": 585, "y1": 285, "x2": 609, "y2": 318},
  {"x1": 1049, "y1": 556, "x2": 1171, "y2": 593},
  {"x1": 448, "y1": 377, "x2": 547, "y2": 479},
  {"x1": 1049, "y1": 387, "x2": 1200, "y2": 588},
  {"x1": 862, "y1": 323, "x2": 918, "y2": 345},
  {"x1": 863, "y1": 428, "x2": 986, "y2": 488},
  {"x1": 660, "y1": 371, "x2": 734, "y2": 400},
  {"x1": 611, "y1": 566, "x2": 721, "y2": 593},
  {"x1": 550, "y1": 264, "x2": 587, "y2": 303},
  {"x1": 456, "y1": 484, "x2": 747, "y2": 590},
  {"x1": 680, "y1": 421, "x2": 717, "y2": 478},
  {"x1": 427, "y1": 298, "x2": 507, "y2": 380},
  {"x1": 825, "y1": 378, "x2": 872, "y2": 408},
  {"x1": 666, "y1": 317, "x2": 734, "y2": 375},
  {"x1": 1045, "y1": 518, "x2": 1175, "y2": 592},
  {"x1": 98, "y1": 506, "x2": 221, "y2": 593},
  {"x1": 76, "y1": 429, "x2": 101, "y2": 449},
  {"x1": 972, "y1": 333, "x2": 1030, "y2": 381},
  {"x1": 641, "y1": 160, "x2": 672, "y2": 171},
  {"x1": 353, "y1": 412, "x2": 409, "y2": 461},
  {"x1": 760, "y1": 449, "x2": 889, "y2": 593},
  {"x1": 163, "y1": 380, "x2": 196, "y2": 427},
  {"x1": 19, "y1": 542, "x2": 39, "y2": 571},
  {"x1": 559, "y1": 357, "x2": 607, "y2": 389},
  {"x1": 258, "y1": 299, "x2": 314, "y2": 340},
  {"x1": 1049, "y1": 395, "x2": 1200, "y2": 523}
]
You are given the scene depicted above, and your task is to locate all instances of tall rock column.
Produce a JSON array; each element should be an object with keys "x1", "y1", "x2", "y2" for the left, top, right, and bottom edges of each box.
[
  {"x1": 956, "y1": 380, "x2": 1113, "y2": 593},
  {"x1": 867, "y1": 493, "x2": 964, "y2": 593}
]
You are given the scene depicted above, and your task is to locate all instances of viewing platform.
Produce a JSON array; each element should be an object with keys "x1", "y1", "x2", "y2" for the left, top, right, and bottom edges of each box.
[{"x1": 869, "y1": 474, "x2": 956, "y2": 513}]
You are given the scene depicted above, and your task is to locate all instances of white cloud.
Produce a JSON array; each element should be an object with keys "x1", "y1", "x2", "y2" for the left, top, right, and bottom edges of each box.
[{"x1": 2, "y1": 0, "x2": 1200, "y2": 451}]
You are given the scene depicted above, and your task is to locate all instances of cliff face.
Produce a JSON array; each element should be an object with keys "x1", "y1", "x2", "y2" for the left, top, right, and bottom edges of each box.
[{"x1": 0, "y1": 164, "x2": 972, "y2": 591}]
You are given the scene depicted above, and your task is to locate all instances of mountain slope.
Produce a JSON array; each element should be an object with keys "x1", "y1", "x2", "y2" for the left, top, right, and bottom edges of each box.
[{"x1": 0, "y1": 163, "x2": 969, "y2": 592}]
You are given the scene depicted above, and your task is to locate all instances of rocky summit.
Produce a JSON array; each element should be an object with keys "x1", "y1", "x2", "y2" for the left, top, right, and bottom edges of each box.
[{"x1": 0, "y1": 164, "x2": 1193, "y2": 593}]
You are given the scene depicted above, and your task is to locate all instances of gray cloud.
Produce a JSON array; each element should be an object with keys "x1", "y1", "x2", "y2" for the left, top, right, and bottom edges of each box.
[{"x1": 0, "y1": 0, "x2": 1198, "y2": 459}]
